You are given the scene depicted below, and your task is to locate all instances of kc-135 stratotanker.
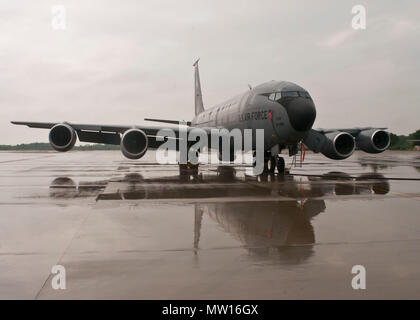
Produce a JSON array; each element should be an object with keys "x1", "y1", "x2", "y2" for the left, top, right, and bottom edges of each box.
[{"x1": 11, "y1": 59, "x2": 390, "y2": 174}]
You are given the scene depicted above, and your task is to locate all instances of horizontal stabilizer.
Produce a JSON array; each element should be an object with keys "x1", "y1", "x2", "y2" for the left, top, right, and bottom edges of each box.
[{"x1": 144, "y1": 118, "x2": 191, "y2": 126}]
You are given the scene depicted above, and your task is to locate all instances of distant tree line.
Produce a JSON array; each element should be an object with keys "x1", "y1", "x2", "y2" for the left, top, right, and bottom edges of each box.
[
  {"x1": 1, "y1": 129, "x2": 419, "y2": 151},
  {"x1": 389, "y1": 129, "x2": 420, "y2": 150}
]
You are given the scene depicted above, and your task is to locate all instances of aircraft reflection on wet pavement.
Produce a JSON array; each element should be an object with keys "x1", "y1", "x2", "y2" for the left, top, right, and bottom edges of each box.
[
  {"x1": 49, "y1": 168, "x2": 390, "y2": 200},
  {"x1": 194, "y1": 201, "x2": 323, "y2": 264},
  {"x1": 49, "y1": 169, "x2": 390, "y2": 264}
]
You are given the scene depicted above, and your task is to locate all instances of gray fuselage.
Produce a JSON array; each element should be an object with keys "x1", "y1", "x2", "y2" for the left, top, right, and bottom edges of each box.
[{"x1": 191, "y1": 81, "x2": 317, "y2": 151}]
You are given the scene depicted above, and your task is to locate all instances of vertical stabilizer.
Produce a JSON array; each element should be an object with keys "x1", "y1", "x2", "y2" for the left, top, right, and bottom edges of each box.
[{"x1": 193, "y1": 59, "x2": 205, "y2": 116}]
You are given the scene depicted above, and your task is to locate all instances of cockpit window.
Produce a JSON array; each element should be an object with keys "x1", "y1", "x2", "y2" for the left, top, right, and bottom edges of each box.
[
  {"x1": 299, "y1": 91, "x2": 312, "y2": 99},
  {"x1": 268, "y1": 90, "x2": 312, "y2": 102},
  {"x1": 282, "y1": 91, "x2": 299, "y2": 98}
]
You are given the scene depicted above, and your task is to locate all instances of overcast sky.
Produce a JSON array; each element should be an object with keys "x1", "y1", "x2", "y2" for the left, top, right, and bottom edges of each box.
[{"x1": 1, "y1": 0, "x2": 419, "y2": 144}]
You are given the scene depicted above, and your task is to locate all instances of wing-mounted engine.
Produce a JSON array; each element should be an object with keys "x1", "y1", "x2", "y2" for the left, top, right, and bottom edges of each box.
[
  {"x1": 356, "y1": 129, "x2": 390, "y2": 153},
  {"x1": 120, "y1": 128, "x2": 149, "y2": 159},
  {"x1": 49, "y1": 123, "x2": 77, "y2": 152},
  {"x1": 304, "y1": 130, "x2": 355, "y2": 160}
]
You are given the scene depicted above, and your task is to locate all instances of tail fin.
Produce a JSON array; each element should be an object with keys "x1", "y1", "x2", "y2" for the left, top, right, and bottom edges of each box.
[{"x1": 193, "y1": 58, "x2": 205, "y2": 116}]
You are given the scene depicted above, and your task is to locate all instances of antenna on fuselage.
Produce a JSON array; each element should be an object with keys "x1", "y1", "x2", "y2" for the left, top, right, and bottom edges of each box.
[{"x1": 193, "y1": 58, "x2": 205, "y2": 116}]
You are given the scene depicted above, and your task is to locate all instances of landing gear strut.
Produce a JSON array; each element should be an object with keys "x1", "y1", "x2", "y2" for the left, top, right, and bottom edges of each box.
[{"x1": 256, "y1": 151, "x2": 285, "y2": 175}]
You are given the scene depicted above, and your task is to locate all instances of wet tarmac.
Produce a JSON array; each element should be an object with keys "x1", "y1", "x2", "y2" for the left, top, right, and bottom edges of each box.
[{"x1": 0, "y1": 150, "x2": 420, "y2": 299}]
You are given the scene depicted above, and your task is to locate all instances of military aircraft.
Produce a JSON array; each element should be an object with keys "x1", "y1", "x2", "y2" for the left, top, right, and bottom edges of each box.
[{"x1": 11, "y1": 59, "x2": 390, "y2": 174}]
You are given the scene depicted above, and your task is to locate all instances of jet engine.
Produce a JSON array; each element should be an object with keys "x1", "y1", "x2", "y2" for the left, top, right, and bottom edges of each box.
[
  {"x1": 304, "y1": 129, "x2": 355, "y2": 160},
  {"x1": 120, "y1": 128, "x2": 148, "y2": 159},
  {"x1": 320, "y1": 131, "x2": 355, "y2": 160},
  {"x1": 356, "y1": 129, "x2": 390, "y2": 154},
  {"x1": 49, "y1": 123, "x2": 77, "y2": 152}
]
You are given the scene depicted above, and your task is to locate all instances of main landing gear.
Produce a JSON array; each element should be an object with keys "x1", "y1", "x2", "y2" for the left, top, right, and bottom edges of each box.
[
  {"x1": 253, "y1": 151, "x2": 286, "y2": 174},
  {"x1": 275, "y1": 155, "x2": 285, "y2": 174},
  {"x1": 179, "y1": 149, "x2": 200, "y2": 176},
  {"x1": 179, "y1": 162, "x2": 199, "y2": 175},
  {"x1": 179, "y1": 149, "x2": 286, "y2": 176}
]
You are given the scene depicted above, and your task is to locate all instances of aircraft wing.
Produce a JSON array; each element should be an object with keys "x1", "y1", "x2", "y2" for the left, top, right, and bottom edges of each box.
[
  {"x1": 11, "y1": 121, "x2": 190, "y2": 148},
  {"x1": 315, "y1": 127, "x2": 387, "y2": 137},
  {"x1": 11, "y1": 121, "x2": 214, "y2": 149},
  {"x1": 304, "y1": 126, "x2": 390, "y2": 157},
  {"x1": 11, "y1": 121, "x2": 134, "y2": 133},
  {"x1": 11, "y1": 121, "x2": 57, "y2": 129}
]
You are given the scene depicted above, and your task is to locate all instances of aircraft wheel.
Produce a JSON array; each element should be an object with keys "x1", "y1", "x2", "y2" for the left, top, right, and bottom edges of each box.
[
  {"x1": 276, "y1": 156, "x2": 285, "y2": 174},
  {"x1": 266, "y1": 156, "x2": 276, "y2": 173}
]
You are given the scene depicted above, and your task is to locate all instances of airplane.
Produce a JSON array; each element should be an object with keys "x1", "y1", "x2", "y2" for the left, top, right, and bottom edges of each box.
[{"x1": 11, "y1": 59, "x2": 391, "y2": 174}]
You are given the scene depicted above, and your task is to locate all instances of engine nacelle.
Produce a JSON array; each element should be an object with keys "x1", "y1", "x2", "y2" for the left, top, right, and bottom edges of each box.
[
  {"x1": 120, "y1": 128, "x2": 148, "y2": 159},
  {"x1": 320, "y1": 131, "x2": 355, "y2": 160},
  {"x1": 49, "y1": 123, "x2": 77, "y2": 152},
  {"x1": 356, "y1": 129, "x2": 390, "y2": 153}
]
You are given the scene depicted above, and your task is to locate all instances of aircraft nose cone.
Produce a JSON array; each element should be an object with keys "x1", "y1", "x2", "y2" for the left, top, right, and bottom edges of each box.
[{"x1": 286, "y1": 98, "x2": 316, "y2": 132}]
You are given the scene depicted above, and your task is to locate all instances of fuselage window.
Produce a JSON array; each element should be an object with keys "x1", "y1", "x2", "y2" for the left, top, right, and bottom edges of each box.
[
  {"x1": 274, "y1": 92, "x2": 282, "y2": 101},
  {"x1": 268, "y1": 93, "x2": 275, "y2": 101}
]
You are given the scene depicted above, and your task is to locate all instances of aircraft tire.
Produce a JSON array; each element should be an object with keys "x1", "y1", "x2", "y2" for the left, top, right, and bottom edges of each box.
[
  {"x1": 276, "y1": 156, "x2": 285, "y2": 174},
  {"x1": 267, "y1": 156, "x2": 276, "y2": 173}
]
